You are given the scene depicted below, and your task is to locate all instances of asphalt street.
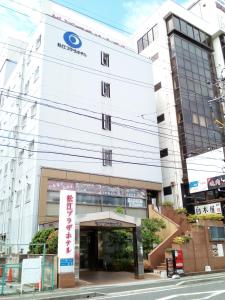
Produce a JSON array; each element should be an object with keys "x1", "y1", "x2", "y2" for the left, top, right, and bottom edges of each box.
[
  {"x1": 85, "y1": 273, "x2": 225, "y2": 300},
  {"x1": 3, "y1": 272, "x2": 225, "y2": 300}
]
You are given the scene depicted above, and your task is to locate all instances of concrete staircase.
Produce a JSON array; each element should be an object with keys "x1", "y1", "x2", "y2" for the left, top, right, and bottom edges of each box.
[{"x1": 148, "y1": 205, "x2": 189, "y2": 275}]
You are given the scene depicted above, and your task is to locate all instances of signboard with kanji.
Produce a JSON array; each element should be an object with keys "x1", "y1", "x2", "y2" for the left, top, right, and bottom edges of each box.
[
  {"x1": 58, "y1": 190, "x2": 76, "y2": 274},
  {"x1": 194, "y1": 202, "x2": 222, "y2": 215}
]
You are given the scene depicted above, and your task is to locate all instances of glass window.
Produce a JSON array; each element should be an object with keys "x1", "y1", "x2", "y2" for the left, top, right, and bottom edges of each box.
[
  {"x1": 193, "y1": 28, "x2": 200, "y2": 42},
  {"x1": 148, "y1": 30, "x2": 153, "y2": 44},
  {"x1": 167, "y1": 17, "x2": 173, "y2": 33},
  {"x1": 180, "y1": 20, "x2": 187, "y2": 35},
  {"x1": 199, "y1": 115, "x2": 206, "y2": 127},
  {"x1": 209, "y1": 227, "x2": 225, "y2": 241},
  {"x1": 47, "y1": 191, "x2": 60, "y2": 203},
  {"x1": 137, "y1": 39, "x2": 143, "y2": 53},
  {"x1": 173, "y1": 16, "x2": 180, "y2": 31},
  {"x1": 77, "y1": 194, "x2": 101, "y2": 205},
  {"x1": 126, "y1": 198, "x2": 146, "y2": 208},
  {"x1": 142, "y1": 33, "x2": 149, "y2": 49},
  {"x1": 102, "y1": 196, "x2": 125, "y2": 206},
  {"x1": 152, "y1": 25, "x2": 159, "y2": 40},
  {"x1": 187, "y1": 24, "x2": 194, "y2": 39},
  {"x1": 163, "y1": 186, "x2": 172, "y2": 196},
  {"x1": 192, "y1": 113, "x2": 199, "y2": 124}
]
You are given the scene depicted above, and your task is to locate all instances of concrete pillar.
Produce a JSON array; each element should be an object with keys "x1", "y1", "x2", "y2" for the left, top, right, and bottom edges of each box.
[{"x1": 133, "y1": 226, "x2": 144, "y2": 279}]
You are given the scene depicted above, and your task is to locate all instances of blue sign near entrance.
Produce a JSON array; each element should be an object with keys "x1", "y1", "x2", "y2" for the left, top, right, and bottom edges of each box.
[{"x1": 60, "y1": 258, "x2": 74, "y2": 267}]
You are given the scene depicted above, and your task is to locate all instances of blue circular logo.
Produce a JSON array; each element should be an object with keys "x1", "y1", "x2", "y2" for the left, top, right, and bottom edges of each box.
[{"x1": 63, "y1": 31, "x2": 82, "y2": 49}]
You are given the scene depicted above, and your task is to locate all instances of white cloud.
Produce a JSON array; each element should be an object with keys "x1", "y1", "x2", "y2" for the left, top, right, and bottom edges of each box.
[{"x1": 123, "y1": 0, "x2": 164, "y2": 32}]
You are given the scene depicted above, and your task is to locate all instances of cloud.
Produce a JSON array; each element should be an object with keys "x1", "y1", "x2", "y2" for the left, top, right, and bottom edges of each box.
[{"x1": 123, "y1": 0, "x2": 164, "y2": 32}]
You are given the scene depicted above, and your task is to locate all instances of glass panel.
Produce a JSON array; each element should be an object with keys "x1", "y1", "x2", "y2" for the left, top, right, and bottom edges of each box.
[
  {"x1": 193, "y1": 28, "x2": 200, "y2": 42},
  {"x1": 77, "y1": 194, "x2": 101, "y2": 205},
  {"x1": 148, "y1": 30, "x2": 153, "y2": 43},
  {"x1": 173, "y1": 16, "x2": 180, "y2": 31},
  {"x1": 126, "y1": 198, "x2": 146, "y2": 208},
  {"x1": 102, "y1": 196, "x2": 125, "y2": 206},
  {"x1": 142, "y1": 33, "x2": 149, "y2": 49},
  {"x1": 47, "y1": 191, "x2": 60, "y2": 203},
  {"x1": 180, "y1": 19, "x2": 187, "y2": 35}
]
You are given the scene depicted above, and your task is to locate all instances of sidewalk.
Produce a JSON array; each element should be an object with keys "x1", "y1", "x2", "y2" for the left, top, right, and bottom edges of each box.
[{"x1": 2, "y1": 271, "x2": 225, "y2": 300}]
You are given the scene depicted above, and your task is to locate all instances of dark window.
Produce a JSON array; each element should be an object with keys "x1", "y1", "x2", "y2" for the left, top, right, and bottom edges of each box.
[
  {"x1": 102, "y1": 149, "x2": 112, "y2": 166},
  {"x1": 102, "y1": 196, "x2": 125, "y2": 206},
  {"x1": 101, "y1": 82, "x2": 110, "y2": 98},
  {"x1": 160, "y1": 148, "x2": 168, "y2": 158},
  {"x1": 157, "y1": 114, "x2": 165, "y2": 123},
  {"x1": 163, "y1": 186, "x2": 172, "y2": 196},
  {"x1": 154, "y1": 82, "x2": 162, "y2": 92},
  {"x1": 209, "y1": 227, "x2": 225, "y2": 241},
  {"x1": 101, "y1": 51, "x2": 109, "y2": 67},
  {"x1": 102, "y1": 114, "x2": 111, "y2": 130}
]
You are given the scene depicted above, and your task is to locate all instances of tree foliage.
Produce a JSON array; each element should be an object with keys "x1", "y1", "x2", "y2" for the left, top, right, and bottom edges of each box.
[
  {"x1": 29, "y1": 228, "x2": 56, "y2": 254},
  {"x1": 141, "y1": 218, "x2": 166, "y2": 258}
]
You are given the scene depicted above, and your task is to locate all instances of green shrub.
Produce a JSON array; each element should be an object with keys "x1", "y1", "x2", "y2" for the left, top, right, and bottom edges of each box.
[
  {"x1": 187, "y1": 214, "x2": 224, "y2": 223},
  {"x1": 115, "y1": 207, "x2": 125, "y2": 215},
  {"x1": 162, "y1": 201, "x2": 173, "y2": 207},
  {"x1": 173, "y1": 235, "x2": 191, "y2": 245},
  {"x1": 46, "y1": 230, "x2": 58, "y2": 254},
  {"x1": 29, "y1": 228, "x2": 55, "y2": 254},
  {"x1": 175, "y1": 208, "x2": 187, "y2": 215}
]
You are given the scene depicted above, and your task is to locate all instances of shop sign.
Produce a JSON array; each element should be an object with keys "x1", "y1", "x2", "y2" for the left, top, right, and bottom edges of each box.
[
  {"x1": 127, "y1": 198, "x2": 144, "y2": 208},
  {"x1": 75, "y1": 183, "x2": 101, "y2": 194},
  {"x1": 125, "y1": 188, "x2": 146, "y2": 199},
  {"x1": 48, "y1": 180, "x2": 146, "y2": 199},
  {"x1": 101, "y1": 185, "x2": 124, "y2": 197},
  {"x1": 207, "y1": 174, "x2": 225, "y2": 190},
  {"x1": 95, "y1": 220, "x2": 122, "y2": 227},
  {"x1": 48, "y1": 180, "x2": 75, "y2": 191},
  {"x1": 58, "y1": 190, "x2": 76, "y2": 273},
  {"x1": 189, "y1": 180, "x2": 208, "y2": 193},
  {"x1": 194, "y1": 202, "x2": 222, "y2": 215}
]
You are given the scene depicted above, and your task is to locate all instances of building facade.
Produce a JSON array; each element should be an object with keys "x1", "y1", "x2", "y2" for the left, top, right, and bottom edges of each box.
[
  {"x1": 0, "y1": 3, "x2": 162, "y2": 248},
  {"x1": 132, "y1": 0, "x2": 225, "y2": 211}
]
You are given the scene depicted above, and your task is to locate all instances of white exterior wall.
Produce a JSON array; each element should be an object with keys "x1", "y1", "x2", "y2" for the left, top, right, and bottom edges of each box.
[{"x1": 0, "y1": 13, "x2": 162, "y2": 245}]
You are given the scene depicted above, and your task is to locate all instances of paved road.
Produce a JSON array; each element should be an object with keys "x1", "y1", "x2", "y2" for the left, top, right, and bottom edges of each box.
[
  {"x1": 3, "y1": 272, "x2": 225, "y2": 300},
  {"x1": 94, "y1": 275, "x2": 225, "y2": 300}
]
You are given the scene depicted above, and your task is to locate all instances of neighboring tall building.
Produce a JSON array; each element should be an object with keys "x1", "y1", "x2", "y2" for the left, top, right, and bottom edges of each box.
[
  {"x1": 0, "y1": 2, "x2": 162, "y2": 250},
  {"x1": 132, "y1": 0, "x2": 225, "y2": 211}
]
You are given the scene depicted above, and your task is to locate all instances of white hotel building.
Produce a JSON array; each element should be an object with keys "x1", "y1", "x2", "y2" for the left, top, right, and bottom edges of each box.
[
  {"x1": 0, "y1": 2, "x2": 162, "y2": 250},
  {"x1": 132, "y1": 0, "x2": 225, "y2": 211}
]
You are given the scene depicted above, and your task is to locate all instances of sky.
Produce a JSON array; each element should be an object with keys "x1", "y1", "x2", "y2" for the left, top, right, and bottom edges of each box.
[{"x1": 0, "y1": 0, "x2": 192, "y2": 41}]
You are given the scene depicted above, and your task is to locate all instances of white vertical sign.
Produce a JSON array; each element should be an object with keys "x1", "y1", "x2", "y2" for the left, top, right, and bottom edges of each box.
[{"x1": 58, "y1": 190, "x2": 76, "y2": 273}]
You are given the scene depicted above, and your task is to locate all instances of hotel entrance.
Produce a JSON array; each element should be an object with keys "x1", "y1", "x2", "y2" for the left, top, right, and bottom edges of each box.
[{"x1": 77, "y1": 211, "x2": 144, "y2": 281}]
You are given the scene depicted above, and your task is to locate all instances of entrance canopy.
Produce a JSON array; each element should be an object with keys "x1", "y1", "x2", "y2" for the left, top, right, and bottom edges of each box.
[{"x1": 77, "y1": 211, "x2": 141, "y2": 228}]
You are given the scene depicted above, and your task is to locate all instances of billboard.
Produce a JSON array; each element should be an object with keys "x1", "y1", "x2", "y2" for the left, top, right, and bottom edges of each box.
[{"x1": 187, "y1": 147, "x2": 225, "y2": 193}]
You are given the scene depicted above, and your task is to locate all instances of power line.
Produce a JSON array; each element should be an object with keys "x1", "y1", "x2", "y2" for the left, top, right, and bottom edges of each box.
[
  {"x1": 1, "y1": 130, "x2": 223, "y2": 167},
  {"x1": 1, "y1": 89, "x2": 223, "y2": 153},
  {"x1": 0, "y1": 142, "x2": 224, "y2": 174}
]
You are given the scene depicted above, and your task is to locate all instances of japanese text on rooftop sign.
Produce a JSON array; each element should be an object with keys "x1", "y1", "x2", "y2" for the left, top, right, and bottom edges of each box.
[{"x1": 58, "y1": 190, "x2": 76, "y2": 273}]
